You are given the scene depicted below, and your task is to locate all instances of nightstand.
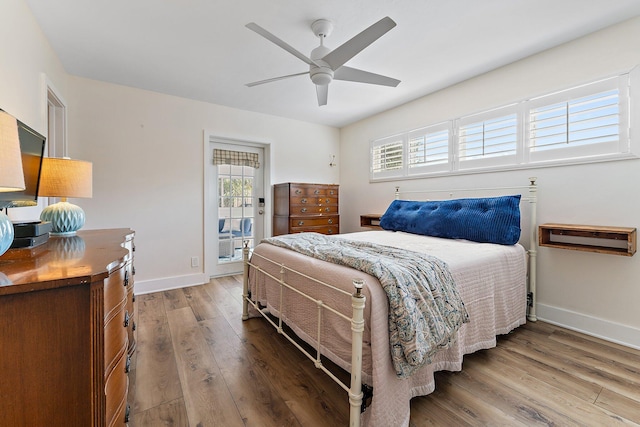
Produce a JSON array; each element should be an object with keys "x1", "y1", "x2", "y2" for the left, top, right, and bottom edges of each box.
[
  {"x1": 538, "y1": 223, "x2": 636, "y2": 256},
  {"x1": 360, "y1": 214, "x2": 383, "y2": 229}
]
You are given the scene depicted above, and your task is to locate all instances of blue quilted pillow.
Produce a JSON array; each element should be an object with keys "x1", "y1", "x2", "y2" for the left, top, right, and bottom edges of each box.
[{"x1": 379, "y1": 195, "x2": 521, "y2": 245}]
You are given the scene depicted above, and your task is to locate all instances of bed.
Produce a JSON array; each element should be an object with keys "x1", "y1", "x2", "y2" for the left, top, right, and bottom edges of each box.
[{"x1": 242, "y1": 179, "x2": 538, "y2": 426}]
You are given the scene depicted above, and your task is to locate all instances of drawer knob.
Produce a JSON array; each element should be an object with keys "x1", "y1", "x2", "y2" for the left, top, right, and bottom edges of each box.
[
  {"x1": 295, "y1": 189, "x2": 301, "y2": 194},
  {"x1": 301, "y1": 208, "x2": 307, "y2": 213},
  {"x1": 325, "y1": 207, "x2": 330, "y2": 212},
  {"x1": 125, "y1": 404, "x2": 131, "y2": 423},
  {"x1": 328, "y1": 229, "x2": 334, "y2": 234},
  {"x1": 301, "y1": 198, "x2": 307, "y2": 203},
  {"x1": 298, "y1": 221, "x2": 304, "y2": 226},
  {"x1": 314, "y1": 189, "x2": 320, "y2": 194},
  {"x1": 330, "y1": 190, "x2": 335, "y2": 195},
  {"x1": 328, "y1": 219, "x2": 333, "y2": 224},
  {"x1": 124, "y1": 311, "x2": 130, "y2": 328},
  {"x1": 125, "y1": 355, "x2": 131, "y2": 373},
  {"x1": 124, "y1": 271, "x2": 129, "y2": 287}
]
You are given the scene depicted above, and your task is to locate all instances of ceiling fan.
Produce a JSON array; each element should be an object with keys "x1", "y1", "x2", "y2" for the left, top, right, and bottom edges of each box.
[{"x1": 245, "y1": 16, "x2": 401, "y2": 106}]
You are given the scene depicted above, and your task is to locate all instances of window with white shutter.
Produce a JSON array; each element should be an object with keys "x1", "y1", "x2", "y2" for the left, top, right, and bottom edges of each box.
[
  {"x1": 408, "y1": 122, "x2": 451, "y2": 174},
  {"x1": 368, "y1": 72, "x2": 633, "y2": 182},
  {"x1": 526, "y1": 75, "x2": 628, "y2": 163},
  {"x1": 371, "y1": 135, "x2": 405, "y2": 180},
  {"x1": 457, "y1": 105, "x2": 519, "y2": 170}
]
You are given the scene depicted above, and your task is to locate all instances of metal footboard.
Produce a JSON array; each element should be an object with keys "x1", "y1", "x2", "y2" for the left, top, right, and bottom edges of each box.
[{"x1": 242, "y1": 244, "x2": 366, "y2": 427}]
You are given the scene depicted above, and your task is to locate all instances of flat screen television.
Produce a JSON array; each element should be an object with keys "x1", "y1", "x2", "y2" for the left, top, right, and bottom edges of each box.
[{"x1": 0, "y1": 110, "x2": 46, "y2": 209}]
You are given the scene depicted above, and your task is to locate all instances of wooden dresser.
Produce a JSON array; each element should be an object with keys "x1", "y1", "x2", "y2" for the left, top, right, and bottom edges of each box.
[
  {"x1": 0, "y1": 228, "x2": 136, "y2": 427},
  {"x1": 273, "y1": 182, "x2": 339, "y2": 236}
]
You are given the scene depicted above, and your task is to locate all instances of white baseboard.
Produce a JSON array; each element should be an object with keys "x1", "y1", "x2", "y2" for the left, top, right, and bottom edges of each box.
[
  {"x1": 536, "y1": 303, "x2": 640, "y2": 350},
  {"x1": 135, "y1": 273, "x2": 208, "y2": 295}
]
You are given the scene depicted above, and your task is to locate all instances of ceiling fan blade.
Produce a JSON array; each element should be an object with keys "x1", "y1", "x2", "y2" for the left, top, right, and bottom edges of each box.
[
  {"x1": 333, "y1": 66, "x2": 400, "y2": 87},
  {"x1": 246, "y1": 23, "x2": 319, "y2": 66},
  {"x1": 321, "y1": 16, "x2": 396, "y2": 70},
  {"x1": 246, "y1": 71, "x2": 309, "y2": 87},
  {"x1": 316, "y1": 84, "x2": 328, "y2": 106}
]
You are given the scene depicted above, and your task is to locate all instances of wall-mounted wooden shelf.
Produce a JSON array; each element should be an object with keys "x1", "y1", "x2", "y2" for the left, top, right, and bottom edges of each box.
[
  {"x1": 539, "y1": 223, "x2": 636, "y2": 256},
  {"x1": 360, "y1": 214, "x2": 383, "y2": 229}
]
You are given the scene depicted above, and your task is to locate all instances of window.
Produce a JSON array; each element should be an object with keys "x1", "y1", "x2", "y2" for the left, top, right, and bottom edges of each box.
[
  {"x1": 370, "y1": 73, "x2": 632, "y2": 182},
  {"x1": 408, "y1": 122, "x2": 451, "y2": 175},
  {"x1": 526, "y1": 75, "x2": 628, "y2": 163},
  {"x1": 457, "y1": 106, "x2": 519, "y2": 170},
  {"x1": 371, "y1": 134, "x2": 404, "y2": 180}
]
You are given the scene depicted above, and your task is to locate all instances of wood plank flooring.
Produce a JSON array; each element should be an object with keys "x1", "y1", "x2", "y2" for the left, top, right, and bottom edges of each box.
[{"x1": 130, "y1": 275, "x2": 640, "y2": 426}]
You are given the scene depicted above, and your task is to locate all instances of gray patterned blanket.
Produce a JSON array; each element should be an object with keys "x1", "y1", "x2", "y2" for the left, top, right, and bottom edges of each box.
[{"x1": 262, "y1": 232, "x2": 469, "y2": 378}]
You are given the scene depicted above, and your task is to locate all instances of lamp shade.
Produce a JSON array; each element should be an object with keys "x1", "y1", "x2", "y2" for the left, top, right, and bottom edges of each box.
[
  {"x1": 0, "y1": 110, "x2": 26, "y2": 192},
  {"x1": 0, "y1": 110, "x2": 25, "y2": 256},
  {"x1": 38, "y1": 157, "x2": 92, "y2": 198},
  {"x1": 39, "y1": 157, "x2": 92, "y2": 236}
]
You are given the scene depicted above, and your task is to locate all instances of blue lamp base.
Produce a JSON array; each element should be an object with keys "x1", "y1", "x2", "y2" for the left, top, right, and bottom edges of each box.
[
  {"x1": 0, "y1": 212, "x2": 14, "y2": 256},
  {"x1": 40, "y1": 201, "x2": 86, "y2": 236}
]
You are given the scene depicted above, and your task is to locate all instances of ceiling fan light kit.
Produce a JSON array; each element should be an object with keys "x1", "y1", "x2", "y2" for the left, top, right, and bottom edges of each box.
[{"x1": 245, "y1": 16, "x2": 401, "y2": 106}]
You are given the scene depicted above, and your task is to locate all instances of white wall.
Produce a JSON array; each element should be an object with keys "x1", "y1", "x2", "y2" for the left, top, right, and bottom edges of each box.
[
  {"x1": 1, "y1": 0, "x2": 68, "y2": 223},
  {"x1": 66, "y1": 76, "x2": 340, "y2": 292},
  {"x1": 340, "y1": 17, "x2": 640, "y2": 348}
]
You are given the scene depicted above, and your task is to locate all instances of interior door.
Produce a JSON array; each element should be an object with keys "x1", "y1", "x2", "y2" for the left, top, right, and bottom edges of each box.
[{"x1": 210, "y1": 143, "x2": 264, "y2": 276}]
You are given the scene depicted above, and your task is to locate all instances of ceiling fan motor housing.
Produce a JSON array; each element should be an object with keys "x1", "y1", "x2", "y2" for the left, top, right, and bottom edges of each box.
[{"x1": 310, "y1": 45, "x2": 333, "y2": 85}]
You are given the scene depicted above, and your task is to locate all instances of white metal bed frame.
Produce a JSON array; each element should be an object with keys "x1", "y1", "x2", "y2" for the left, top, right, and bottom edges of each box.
[{"x1": 242, "y1": 178, "x2": 538, "y2": 427}]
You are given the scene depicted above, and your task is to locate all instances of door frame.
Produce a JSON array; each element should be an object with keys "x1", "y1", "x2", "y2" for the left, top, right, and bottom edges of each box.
[{"x1": 203, "y1": 132, "x2": 271, "y2": 279}]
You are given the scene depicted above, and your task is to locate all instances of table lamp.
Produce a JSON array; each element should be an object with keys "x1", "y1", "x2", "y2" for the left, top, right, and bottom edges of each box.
[
  {"x1": 39, "y1": 157, "x2": 93, "y2": 236},
  {"x1": 0, "y1": 111, "x2": 26, "y2": 256}
]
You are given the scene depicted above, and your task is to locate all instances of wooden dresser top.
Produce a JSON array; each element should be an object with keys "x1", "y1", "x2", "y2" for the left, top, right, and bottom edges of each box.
[{"x1": 0, "y1": 228, "x2": 134, "y2": 296}]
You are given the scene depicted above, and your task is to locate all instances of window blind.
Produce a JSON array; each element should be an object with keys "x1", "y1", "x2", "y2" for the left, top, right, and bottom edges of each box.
[
  {"x1": 213, "y1": 149, "x2": 260, "y2": 169},
  {"x1": 408, "y1": 128, "x2": 449, "y2": 167},
  {"x1": 529, "y1": 89, "x2": 619, "y2": 153},
  {"x1": 371, "y1": 137, "x2": 403, "y2": 175},
  {"x1": 459, "y1": 113, "x2": 518, "y2": 162}
]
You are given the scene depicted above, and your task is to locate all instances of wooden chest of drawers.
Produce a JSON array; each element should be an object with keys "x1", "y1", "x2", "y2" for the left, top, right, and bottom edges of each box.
[
  {"x1": 273, "y1": 183, "x2": 339, "y2": 236},
  {"x1": 0, "y1": 229, "x2": 135, "y2": 427}
]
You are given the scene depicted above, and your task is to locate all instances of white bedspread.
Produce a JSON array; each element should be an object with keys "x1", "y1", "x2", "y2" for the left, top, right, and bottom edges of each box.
[{"x1": 248, "y1": 230, "x2": 527, "y2": 426}]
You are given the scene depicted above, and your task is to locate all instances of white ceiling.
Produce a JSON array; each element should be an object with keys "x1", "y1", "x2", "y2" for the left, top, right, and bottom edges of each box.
[{"x1": 26, "y1": 0, "x2": 640, "y2": 128}]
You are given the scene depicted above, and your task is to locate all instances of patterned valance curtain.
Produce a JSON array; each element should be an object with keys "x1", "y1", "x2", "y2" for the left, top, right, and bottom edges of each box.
[{"x1": 213, "y1": 149, "x2": 260, "y2": 169}]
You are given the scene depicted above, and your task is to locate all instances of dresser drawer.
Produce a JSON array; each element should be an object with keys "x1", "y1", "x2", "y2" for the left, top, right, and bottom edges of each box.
[
  {"x1": 289, "y1": 196, "x2": 338, "y2": 206},
  {"x1": 104, "y1": 266, "x2": 127, "y2": 323},
  {"x1": 290, "y1": 216, "x2": 338, "y2": 228},
  {"x1": 290, "y1": 184, "x2": 338, "y2": 197},
  {"x1": 105, "y1": 302, "x2": 128, "y2": 378},
  {"x1": 291, "y1": 225, "x2": 339, "y2": 235},
  {"x1": 289, "y1": 205, "x2": 338, "y2": 215},
  {"x1": 105, "y1": 349, "x2": 129, "y2": 427},
  {"x1": 124, "y1": 260, "x2": 136, "y2": 355}
]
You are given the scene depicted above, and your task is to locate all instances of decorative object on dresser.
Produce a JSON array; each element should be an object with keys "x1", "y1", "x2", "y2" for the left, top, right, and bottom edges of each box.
[
  {"x1": 0, "y1": 228, "x2": 136, "y2": 426},
  {"x1": 273, "y1": 182, "x2": 339, "y2": 236},
  {"x1": 10, "y1": 221, "x2": 52, "y2": 249},
  {"x1": 0, "y1": 110, "x2": 26, "y2": 256},
  {"x1": 39, "y1": 157, "x2": 93, "y2": 235}
]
